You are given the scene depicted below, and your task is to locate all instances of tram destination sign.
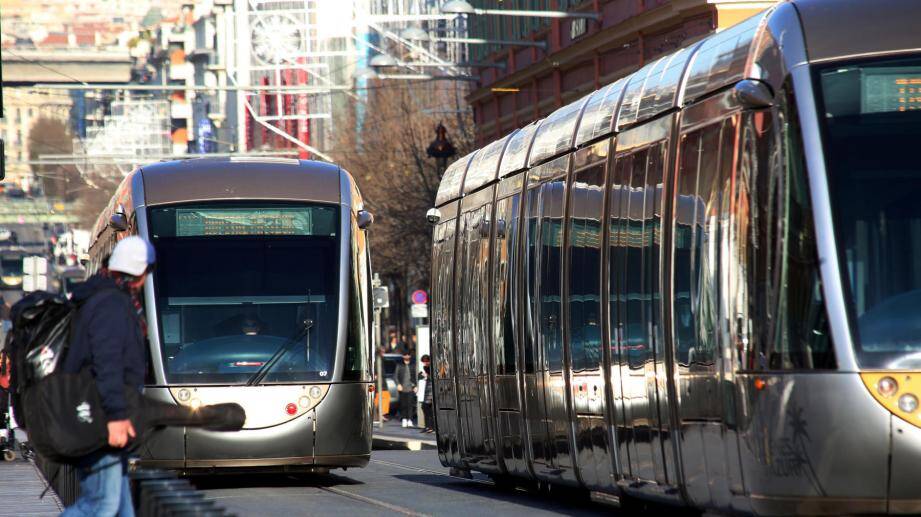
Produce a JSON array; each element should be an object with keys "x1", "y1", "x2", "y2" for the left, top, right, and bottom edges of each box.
[
  {"x1": 861, "y1": 67, "x2": 921, "y2": 113},
  {"x1": 152, "y1": 205, "x2": 338, "y2": 237}
]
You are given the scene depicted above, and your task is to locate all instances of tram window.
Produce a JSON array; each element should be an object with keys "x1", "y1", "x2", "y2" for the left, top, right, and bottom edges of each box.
[
  {"x1": 816, "y1": 58, "x2": 921, "y2": 368},
  {"x1": 493, "y1": 195, "x2": 519, "y2": 375},
  {"x1": 149, "y1": 202, "x2": 341, "y2": 384},
  {"x1": 764, "y1": 86, "x2": 833, "y2": 370},
  {"x1": 344, "y1": 217, "x2": 370, "y2": 381},
  {"x1": 568, "y1": 163, "x2": 605, "y2": 372},
  {"x1": 540, "y1": 179, "x2": 565, "y2": 373},
  {"x1": 646, "y1": 144, "x2": 665, "y2": 362},
  {"x1": 433, "y1": 221, "x2": 456, "y2": 381},
  {"x1": 674, "y1": 132, "x2": 701, "y2": 367},
  {"x1": 523, "y1": 185, "x2": 541, "y2": 373},
  {"x1": 623, "y1": 148, "x2": 649, "y2": 369},
  {"x1": 607, "y1": 154, "x2": 630, "y2": 367}
]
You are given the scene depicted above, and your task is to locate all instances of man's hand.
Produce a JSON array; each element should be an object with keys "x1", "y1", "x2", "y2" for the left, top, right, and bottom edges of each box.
[
  {"x1": 397, "y1": 385, "x2": 403, "y2": 392},
  {"x1": 413, "y1": 387, "x2": 417, "y2": 393},
  {"x1": 107, "y1": 419, "x2": 136, "y2": 448}
]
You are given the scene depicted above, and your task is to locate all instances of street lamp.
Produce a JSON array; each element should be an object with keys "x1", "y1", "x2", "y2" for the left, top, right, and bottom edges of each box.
[
  {"x1": 441, "y1": 0, "x2": 600, "y2": 20},
  {"x1": 427, "y1": 122, "x2": 456, "y2": 175}
]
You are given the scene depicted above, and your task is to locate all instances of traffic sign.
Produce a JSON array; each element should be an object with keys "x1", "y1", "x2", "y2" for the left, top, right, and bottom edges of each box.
[
  {"x1": 411, "y1": 303, "x2": 428, "y2": 319},
  {"x1": 411, "y1": 290, "x2": 428, "y2": 305},
  {"x1": 22, "y1": 256, "x2": 48, "y2": 292},
  {"x1": 373, "y1": 286, "x2": 390, "y2": 309}
]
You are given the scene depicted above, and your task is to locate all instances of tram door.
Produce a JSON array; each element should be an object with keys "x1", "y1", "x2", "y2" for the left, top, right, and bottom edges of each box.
[
  {"x1": 673, "y1": 103, "x2": 747, "y2": 508},
  {"x1": 567, "y1": 143, "x2": 615, "y2": 490},
  {"x1": 491, "y1": 176, "x2": 528, "y2": 476},
  {"x1": 522, "y1": 174, "x2": 550, "y2": 472},
  {"x1": 455, "y1": 196, "x2": 496, "y2": 464},
  {"x1": 609, "y1": 131, "x2": 670, "y2": 486},
  {"x1": 523, "y1": 157, "x2": 576, "y2": 482},
  {"x1": 432, "y1": 212, "x2": 462, "y2": 467}
]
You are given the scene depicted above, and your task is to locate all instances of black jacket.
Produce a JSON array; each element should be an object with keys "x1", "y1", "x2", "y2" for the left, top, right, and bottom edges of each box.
[
  {"x1": 62, "y1": 274, "x2": 146, "y2": 422},
  {"x1": 394, "y1": 361, "x2": 415, "y2": 390}
]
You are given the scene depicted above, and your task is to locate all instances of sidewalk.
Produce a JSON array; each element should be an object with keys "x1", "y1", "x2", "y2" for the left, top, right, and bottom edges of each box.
[
  {"x1": 0, "y1": 459, "x2": 62, "y2": 516},
  {"x1": 372, "y1": 418, "x2": 437, "y2": 451}
]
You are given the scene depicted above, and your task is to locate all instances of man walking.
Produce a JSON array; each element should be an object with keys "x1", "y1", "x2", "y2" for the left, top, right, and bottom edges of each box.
[
  {"x1": 419, "y1": 354, "x2": 434, "y2": 433},
  {"x1": 61, "y1": 236, "x2": 156, "y2": 517},
  {"x1": 394, "y1": 351, "x2": 416, "y2": 428}
]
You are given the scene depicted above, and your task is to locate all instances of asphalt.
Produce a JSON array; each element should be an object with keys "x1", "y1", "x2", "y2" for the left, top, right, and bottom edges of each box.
[
  {"x1": 191, "y1": 449, "x2": 617, "y2": 517},
  {"x1": 0, "y1": 447, "x2": 62, "y2": 516}
]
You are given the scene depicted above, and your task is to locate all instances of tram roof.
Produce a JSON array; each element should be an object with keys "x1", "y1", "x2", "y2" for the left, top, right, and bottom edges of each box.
[
  {"x1": 435, "y1": 6, "x2": 776, "y2": 207},
  {"x1": 139, "y1": 158, "x2": 343, "y2": 206},
  {"x1": 794, "y1": 0, "x2": 921, "y2": 63},
  {"x1": 434, "y1": 151, "x2": 477, "y2": 207}
]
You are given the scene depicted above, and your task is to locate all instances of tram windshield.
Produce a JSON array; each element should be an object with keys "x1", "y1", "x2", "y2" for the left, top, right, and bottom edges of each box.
[
  {"x1": 149, "y1": 202, "x2": 340, "y2": 384},
  {"x1": 817, "y1": 56, "x2": 921, "y2": 368}
]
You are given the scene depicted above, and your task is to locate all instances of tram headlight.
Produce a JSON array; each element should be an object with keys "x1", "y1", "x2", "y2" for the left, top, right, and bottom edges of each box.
[
  {"x1": 309, "y1": 386, "x2": 322, "y2": 399},
  {"x1": 298, "y1": 396, "x2": 311, "y2": 408},
  {"x1": 899, "y1": 394, "x2": 919, "y2": 413},
  {"x1": 177, "y1": 389, "x2": 192, "y2": 402},
  {"x1": 878, "y1": 376, "x2": 899, "y2": 397}
]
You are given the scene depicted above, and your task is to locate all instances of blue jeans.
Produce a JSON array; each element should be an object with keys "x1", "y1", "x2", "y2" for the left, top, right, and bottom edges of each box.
[{"x1": 61, "y1": 453, "x2": 134, "y2": 517}]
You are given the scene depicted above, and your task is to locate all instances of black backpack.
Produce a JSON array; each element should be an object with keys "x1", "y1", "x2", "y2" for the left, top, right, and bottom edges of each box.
[
  {"x1": 7, "y1": 289, "x2": 247, "y2": 464},
  {"x1": 6, "y1": 290, "x2": 113, "y2": 461}
]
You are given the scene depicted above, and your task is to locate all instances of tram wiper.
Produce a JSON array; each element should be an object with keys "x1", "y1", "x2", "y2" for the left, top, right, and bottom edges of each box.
[{"x1": 246, "y1": 318, "x2": 314, "y2": 386}]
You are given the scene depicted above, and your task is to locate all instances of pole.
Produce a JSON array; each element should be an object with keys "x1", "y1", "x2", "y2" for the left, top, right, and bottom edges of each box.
[
  {"x1": 374, "y1": 306, "x2": 383, "y2": 427},
  {"x1": 372, "y1": 272, "x2": 383, "y2": 427}
]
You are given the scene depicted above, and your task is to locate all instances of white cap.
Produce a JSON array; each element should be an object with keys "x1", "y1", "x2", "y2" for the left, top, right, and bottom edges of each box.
[{"x1": 109, "y1": 236, "x2": 156, "y2": 276}]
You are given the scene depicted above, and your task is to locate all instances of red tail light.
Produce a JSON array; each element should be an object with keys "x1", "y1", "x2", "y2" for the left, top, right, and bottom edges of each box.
[{"x1": 285, "y1": 403, "x2": 297, "y2": 415}]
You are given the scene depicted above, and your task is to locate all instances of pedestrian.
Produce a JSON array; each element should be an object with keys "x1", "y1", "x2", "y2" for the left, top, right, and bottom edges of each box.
[
  {"x1": 394, "y1": 351, "x2": 416, "y2": 428},
  {"x1": 385, "y1": 332, "x2": 401, "y2": 354},
  {"x1": 60, "y1": 236, "x2": 156, "y2": 517},
  {"x1": 419, "y1": 354, "x2": 434, "y2": 433}
]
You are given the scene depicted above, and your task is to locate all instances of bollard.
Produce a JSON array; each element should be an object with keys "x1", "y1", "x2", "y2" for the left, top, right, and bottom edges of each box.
[
  {"x1": 129, "y1": 469, "x2": 178, "y2": 506},
  {"x1": 143, "y1": 489, "x2": 202, "y2": 517},
  {"x1": 171, "y1": 509, "x2": 228, "y2": 517},
  {"x1": 138, "y1": 481, "x2": 195, "y2": 517},
  {"x1": 157, "y1": 498, "x2": 216, "y2": 516}
]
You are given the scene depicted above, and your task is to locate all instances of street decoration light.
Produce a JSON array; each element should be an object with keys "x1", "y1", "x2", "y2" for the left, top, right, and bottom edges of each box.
[
  {"x1": 355, "y1": 67, "x2": 479, "y2": 82},
  {"x1": 370, "y1": 54, "x2": 506, "y2": 70},
  {"x1": 400, "y1": 25, "x2": 547, "y2": 48},
  {"x1": 441, "y1": 0, "x2": 600, "y2": 20},
  {"x1": 250, "y1": 13, "x2": 305, "y2": 64}
]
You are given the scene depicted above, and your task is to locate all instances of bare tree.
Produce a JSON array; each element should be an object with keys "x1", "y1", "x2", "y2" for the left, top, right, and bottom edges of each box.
[
  {"x1": 27, "y1": 117, "x2": 115, "y2": 228},
  {"x1": 28, "y1": 117, "x2": 79, "y2": 199},
  {"x1": 331, "y1": 81, "x2": 473, "y2": 331}
]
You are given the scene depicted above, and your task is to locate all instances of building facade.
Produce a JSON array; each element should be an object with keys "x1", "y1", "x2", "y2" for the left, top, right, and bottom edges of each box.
[{"x1": 465, "y1": 0, "x2": 774, "y2": 145}]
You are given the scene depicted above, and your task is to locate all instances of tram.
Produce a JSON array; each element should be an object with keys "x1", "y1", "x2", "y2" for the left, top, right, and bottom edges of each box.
[
  {"x1": 89, "y1": 157, "x2": 375, "y2": 471},
  {"x1": 428, "y1": 0, "x2": 921, "y2": 513}
]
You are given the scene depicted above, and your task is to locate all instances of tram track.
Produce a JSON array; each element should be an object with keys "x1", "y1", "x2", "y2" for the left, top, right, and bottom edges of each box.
[{"x1": 317, "y1": 485, "x2": 429, "y2": 517}]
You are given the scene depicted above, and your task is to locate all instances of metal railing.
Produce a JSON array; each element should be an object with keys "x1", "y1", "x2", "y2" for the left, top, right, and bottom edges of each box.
[{"x1": 35, "y1": 455, "x2": 234, "y2": 516}]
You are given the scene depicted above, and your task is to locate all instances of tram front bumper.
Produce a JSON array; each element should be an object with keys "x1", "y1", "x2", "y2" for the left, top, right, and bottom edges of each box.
[{"x1": 184, "y1": 411, "x2": 316, "y2": 467}]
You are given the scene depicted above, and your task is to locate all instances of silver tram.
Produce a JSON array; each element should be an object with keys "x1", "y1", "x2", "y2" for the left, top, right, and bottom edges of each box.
[
  {"x1": 89, "y1": 158, "x2": 374, "y2": 471},
  {"x1": 428, "y1": 0, "x2": 921, "y2": 513}
]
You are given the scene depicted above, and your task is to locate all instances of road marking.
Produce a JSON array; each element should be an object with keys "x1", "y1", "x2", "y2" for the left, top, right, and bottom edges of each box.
[{"x1": 318, "y1": 485, "x2": 428, "y2": 517}]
